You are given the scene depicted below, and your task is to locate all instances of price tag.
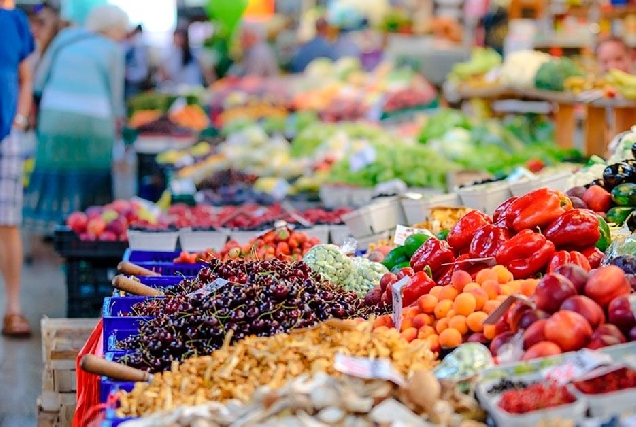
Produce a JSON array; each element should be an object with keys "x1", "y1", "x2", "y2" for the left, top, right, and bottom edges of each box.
[
  {"x1": 391, "y1": 276, "x2": 410, "y2": 330},
  {"x1": 349, "y1": 145, "x2": 377, "y2": 173},
  {"x1": 542, "y1": 349, "x2": 613, "y2": 385},
  {"x1": 393, "y1": 225, "x2": 434, "y2": 246},
  {"x1": 333, "y1": 354, "x2": 405, "y2": 386},
  {"x1": 188, "y1": 278, "x2": 229, "y2": 297},
  {"x1": 270, "y1": 179, "x2": 291, "y2": 200}
]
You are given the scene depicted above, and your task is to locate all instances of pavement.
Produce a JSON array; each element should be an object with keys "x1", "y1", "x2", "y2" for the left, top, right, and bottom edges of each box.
[{"x1": 0, "y1": 241, "x2": 66, "y2": 427}]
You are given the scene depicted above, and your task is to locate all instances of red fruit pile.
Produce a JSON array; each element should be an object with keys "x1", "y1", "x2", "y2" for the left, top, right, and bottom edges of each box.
[
  {"x1": 66, "y1": 199, "x2": 148, "y2": 242},
  {"x1": 498, "y1": 382, "x2": 575, "y2": 414},
  {"x1": 573, "y1": 367, "x2": 636, "y2": 394},
  {"x1": 493, "y1": 264, "x2": 635, "y2": 361}
]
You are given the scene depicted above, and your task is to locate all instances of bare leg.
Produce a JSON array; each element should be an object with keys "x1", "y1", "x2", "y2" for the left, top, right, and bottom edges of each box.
[{"x1": 0, "y1": 225, "x2": 23, "y2": 314}]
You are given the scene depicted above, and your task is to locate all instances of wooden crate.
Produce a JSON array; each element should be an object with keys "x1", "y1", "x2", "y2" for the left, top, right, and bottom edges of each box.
[
  {"x1": 59, "y1": 404, "x2": 76, "y2": 427},
  {"x1": 41, "y1": 317, "x2": 98, "y2": 364},
  {"x1": 37, "y1": 405, "x2": 58, "y2": 427}
]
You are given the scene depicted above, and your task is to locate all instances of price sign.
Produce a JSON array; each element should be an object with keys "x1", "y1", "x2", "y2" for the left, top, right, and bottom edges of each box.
[
  {"x1": 391, "y1": 276, "x2": 410, "y2": 330},
  {"x1": 334, "y1": 354, "x2": 405, "y2": 385},
  {"x1": 393, "y1": 225, "x2": 433, "y2": 246},
  {"x1": 542, "y1": 349, "x2": 612, "y2": 385},
  {"x1": 349, "y1": 145, "x2": 377, "y2": 172}
]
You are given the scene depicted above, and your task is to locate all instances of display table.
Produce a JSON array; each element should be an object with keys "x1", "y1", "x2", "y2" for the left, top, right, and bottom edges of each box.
[{"x1": 453, "y1": 85, "x2": 636, "y2": 156}]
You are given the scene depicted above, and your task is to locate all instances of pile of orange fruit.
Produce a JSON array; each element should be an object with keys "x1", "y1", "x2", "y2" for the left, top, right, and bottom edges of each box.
[
  {"x1": 169, "y1": 105, "x2": 209, "y2": 131},
  {"x1": 373, "y1": 265, "x2": 539, "y2": 353}
]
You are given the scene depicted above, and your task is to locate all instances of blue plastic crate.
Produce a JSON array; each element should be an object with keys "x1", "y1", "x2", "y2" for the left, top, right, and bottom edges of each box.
[
  {"x1": 100, "y1": 352, "x2": 136, "y2": 403},
  {"x1": 102, "y1": 297, "x2": 157, "y2": 334},
  {"x1": 122, "y1": 249, "x2": 182, "y2": 263},
  {"x1": 104, "y1": 328, "x2": 139, "y2": 354},
  {"x1": 112, "y1": 276, "x2": 185, "y2": 297},
  {"x1": 134, "y1": 262, "x2": 203, "y2": 277}
]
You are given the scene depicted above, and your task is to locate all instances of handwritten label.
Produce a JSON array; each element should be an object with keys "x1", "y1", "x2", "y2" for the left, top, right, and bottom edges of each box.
[
  {"x1": 334, "y1": 354, "x2": 405, "y2": 386},
  {"x1": 349, "y1": 145, "x2": 377, "y2": 173},
  {"x1": 393, "y1": 225, "x2": 433, "y2": 246},
  {"x1": 543, "y1": 349, "x2": 612, "y2": 385},
  {"x1": 391, "y1": 276, "x2": 410, "y2": 330},
  {"x1": 188, "y1": 278, "x2": 229, "y2": 297},
  {"x1": 482, "y1": 294, "x2": 535, "y2": 325}
]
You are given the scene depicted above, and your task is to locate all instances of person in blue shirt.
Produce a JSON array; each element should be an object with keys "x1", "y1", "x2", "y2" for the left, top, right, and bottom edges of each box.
[
  {"x1": 0, "y1": 0, "x2": 35, "y2": 337},
  {"x1": 290, "y1": 17, "x2": 336, "y2": 73}
]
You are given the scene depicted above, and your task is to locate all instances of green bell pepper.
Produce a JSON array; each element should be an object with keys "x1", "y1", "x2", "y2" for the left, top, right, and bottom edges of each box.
[
  {"x1": 382, "y1": 246, "x2": 409, "y2": 271},
  {"x1": 403, "y1": 233, "x2": 431, "y2": 257},
  {"x1": 596, "y1": 215, "x2": 611, "y2": 252},
  {"x1": 607, "y1": 206, "x2": 636, "y2": 226},
  {"x1": 437, "y1": 229, "x2": 450, "y2": 241},
  {"x1": 391, "y1": 261, "x2": 412, "y2": 274}
]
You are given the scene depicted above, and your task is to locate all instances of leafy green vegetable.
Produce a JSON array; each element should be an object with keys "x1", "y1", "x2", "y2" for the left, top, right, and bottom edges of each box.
[{"x1": 534, "y1": 57, "x2": 584, "y2": 92}]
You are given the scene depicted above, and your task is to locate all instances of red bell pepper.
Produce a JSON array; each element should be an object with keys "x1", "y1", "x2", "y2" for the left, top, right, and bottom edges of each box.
[
  {"x1": 493, "y1": 197, "x2": 518, "y2": 228},
  {"x1": 410, "y1": 237, "x2": 455, "y2": 276},
  {"x1": 496, "y1": 229, "x2": 556, "y2": 279},
  {"x1": 544, "y1": 209, "x2": 601, "y2": 250},
  {"x1": 447, "y1": 210, "x2": 492, "y2": 252},
  {"x1": 507, "y1": 188, "x2": 573, "y2": 232},
  {"x1": 581, "y1": 247, "x2": 606, "y2": 269},
  {"x1": 547, "y1": 250, "x2": 592, "y2": 273},
  {"x1": 402, "y1": 271, "x2": 436, "y2": 306},
  {"x1": 469, "y1": 224, "x2": 510, "y2": 259}
]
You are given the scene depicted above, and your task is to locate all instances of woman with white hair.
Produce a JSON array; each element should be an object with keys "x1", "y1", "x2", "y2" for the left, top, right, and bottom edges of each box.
[{"x1": 23, "y1": 4, "x2": 128, "y2": 235}]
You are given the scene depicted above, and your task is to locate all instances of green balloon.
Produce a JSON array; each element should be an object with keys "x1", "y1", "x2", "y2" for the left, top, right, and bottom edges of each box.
[{"x1": 206, "y1": 0, "x2": 248, "y2": 36}]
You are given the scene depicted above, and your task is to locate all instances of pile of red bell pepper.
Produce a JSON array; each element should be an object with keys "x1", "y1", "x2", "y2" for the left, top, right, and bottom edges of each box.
[{"x1": 408, "y1": 188, "x2": 607, "y2": 283}]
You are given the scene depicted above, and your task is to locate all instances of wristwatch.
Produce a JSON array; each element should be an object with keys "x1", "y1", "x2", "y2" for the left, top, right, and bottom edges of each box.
[{"x1": 13, "y1": 114, "x2": 27, "y2": 129}]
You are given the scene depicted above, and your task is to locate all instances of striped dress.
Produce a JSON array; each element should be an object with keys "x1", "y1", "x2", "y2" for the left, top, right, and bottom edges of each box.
[{"x1": 23, "y1": 27, "x2": 125, "y2": 234}]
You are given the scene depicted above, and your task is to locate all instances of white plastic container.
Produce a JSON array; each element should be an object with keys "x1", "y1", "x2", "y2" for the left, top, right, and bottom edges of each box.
[
  {"x1": 509, "y1": 178, "x2": 542, "y2": 197},
  {"x1": 489, "y1": 395, "x2": 586, "y2": 427},
  {"x1": 127, "y1": 230, "x2": 179, "y2": 252},
  {"x1": 319, "y1": 185, "x2": 350, "y2": 209},
  {"x1": 401, "y1": 193, "x2": 462, "y2": 226},
  {"x1": 178, "y1": 229, "x2": 228, "y2": 252},
  {"x1": 541, "y1": 171, "x2": 571, "y2": 192},
  {"x1": 367, "y1": 198, "x2": 401, "y2": 233},
  {"x1": 458, "y1": 183, "x2": 511, "y2": 215},
  {"x1": 330, "y1": 224, "x2": 351, "y2": 245},
  {"x1": 341, "y1": 208, "x2": 374, "y2": 239},
  {"x1": 299, "y1": 225, "x2": 330, "y2": 244},
  {"x1": 229, "y1": 230, "x2": 260, "y2": 246},
  {"x1": 476, "y1": 374, "x2": 542, "y2": 413},
  {"x1": 349, "y1": 188, "x2": 374, "y2": 208},
  {"x1": 570, "y1": 384, "x2": 636, "y2": 418}
]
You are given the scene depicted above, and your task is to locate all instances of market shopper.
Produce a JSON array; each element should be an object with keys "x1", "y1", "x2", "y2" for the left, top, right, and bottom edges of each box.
[
  {"x1": 333, "y1": 26, "x2": 361, "y2": 61},
  {"x1": 0, "y1": 0, "x2": 35, "y2": 337},
  {"x1": 597, "y1": 37, "x2": 634, "y2": 74},
  {"x1": 124, "y1": 24, "x2": 150, "y2": 100},
  {"x1": 23, "y1": 4, "x2": 128, "y2": 236},
  {"x1": 230, "y1": 22, "x2": 279, "y2": 78},
  {"x1": 158, "y1": 27, "x2": 204, "y2": 88},
  {"x1": 290, "y1": 17, "x2": 336, "y2": 73}
]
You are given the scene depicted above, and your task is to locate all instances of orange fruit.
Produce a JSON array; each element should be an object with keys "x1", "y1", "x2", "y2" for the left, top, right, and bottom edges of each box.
[
  {"x1": 520, "y1": 279, "x2": 539, "y2": 297},
  {"x1": 454, "y1": 292, "x2": 477, "y2": 316},
  {"x1": 434, "y1": 300, "x2": 453, "y2": 319},
  {"x1": 426, "y1": 334, "x2": 441, "y2": 352},
  {"x1": 400, "y1": 317, "x2": 415, "y2": 332},
  {"x1": 468, "y1": 287, "x2": 488, "y2": 310},
  {"x1": 439, "y1": 328, "x2": 463, "y2": 348},
  {"x1": 417, "y1": 294, "x2": 438, "y2": 314},
  {"x1": 401, "y1": 327, "x2": 418, "y2": 343},
  {"x1": 492, "y1": 265, "x2": 514, "y2": 284},
  {"x1": 446, "y1": 309, "x2": 456, "y2": 319},
  {"x1": 482, "y1": 279, "x2": 501, "y2": 300},
  {"x1": 448, "y1": 315, "x2": 468, "y2": 335},
  {"x1": 413, "y1": 313, "x2": 432, "y2": 329},
  {"x1": 435, "y1": 317, "x2": 449, "y2": 334},
  {"x1": 403, "y1": 306, "x2": 421, "y2": 318},
  {"x1": 429, "y1": 286, "x2": 444, "y2": 298},
  {"x1": 499, "y1": 284, "x2": 513, "y2": 296},
  {"x1": 476, "y1": 269, "x2": 498, "y2": 285},
  {"x1": 483, "y1": 299, "x2": 501, "y2": 315},
  {"x1": 467, "y1": 311, "x2": 488, "y2": 333},
  {"x1": 418, "y1": 325, "x2": 435, "y2": 339},
  {"x1": 373, "y1": 315, "x2": 394, "y2": 328},
  {"x1": 438, "y1": 286, "x2": 459, "y2": 301},
  {"x1": 463, "y1": 282, "x2": 481, "y2": 292},
  {"x1": 483, "y1": 324, "x2": 497, "y2": 340},
  {"x1": 451, "y1": 270, "x2": 472, "y2": 292}
]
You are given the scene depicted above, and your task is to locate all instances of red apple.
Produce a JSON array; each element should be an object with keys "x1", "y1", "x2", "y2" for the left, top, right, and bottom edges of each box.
[
  {"x1": 466, "y1": 333, "x2": 489, "y2": 344},
  {"x1": 105, "y1": 217, "x2": 127, "y2": 236},
  {"x1": 85, "y1": 206, "x2": 104, "y2": 219},
  {"x1": 109, "y1": 199, "x2": 131, "y2": 213},
  {"x1": 587, "y1": 335, "x2": 624, "y2": 350},
  {"x1": 122, "y1": 208, "x2": 139, "y2": 224},
  {"x1": 534, "y1": 273, "x2": 578, "y2": 313},
  {"x1": 607, "y1": 295, "x2": 636, "y2": 333},
  {"x1": 522, "y1": 341, "x2": 562, "y2": 361},
  {"x1": 545, "y1": 310, "x2": 593, "y2": 352},
  {"x1": 560, "y1": 295, "x2": 606, "y2": 329},
  {"x1": 494, "y1": 316, "x2": 511, "y2": 336},
  {"x1": 553, "y1": 264, "x2": 589, "y2": 294},
  {"x1": 86, "y1": 217, "x2": 106, "y2": 236},
  {"x1": 517, "y1": 310, "x2": 550, "y2": 331},
  {"x1": 508, "y1": 302, "x2": 532, "y2": 331},
  {"x1": 101, "y1": 209, "x2": 118, "y2": 223},
  {"x1": 592, "y1": 324, "x2": 627, "y2": 343},
  {"x1": 99, "y1": 231, "x2": 117, "y2": 241},
  {"x1": 490, "y1": 331, "x2": 515, "y2": 356},
  {"x1": 522, "y1": 319, "x2": 548, "y2": 349},
  {"x1": 66, "y1": 212, "x2": 88, "y2": 234},
  {"x1": 585, "y1": 265, "x2": 631, "y2": 309}
]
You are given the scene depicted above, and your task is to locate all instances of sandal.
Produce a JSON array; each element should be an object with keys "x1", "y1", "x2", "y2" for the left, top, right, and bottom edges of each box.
[{"x1": 2, "y1": 313, "x2": 32, "y2": 338}]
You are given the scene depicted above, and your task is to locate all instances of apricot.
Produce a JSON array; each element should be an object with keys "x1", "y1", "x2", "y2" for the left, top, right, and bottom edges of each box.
[
  {"x1": 492, "y1": 264, "x2": 514, "y2": 284},
  {"x1": 448, "y1": 315, "x2": 468, "y2": 335},
  {"x1": 417, "y1": 294, "x2": 438, "y2": 314},
  {"x1": 476, "y1": 269, "x2": 498, "y2": 285},
  {"x1": 454, "y1": 293, "x2": 477, "y2": 316},
  {"x1": 467, "y1": 311, "x2": 488, "y2": 333},
  {"x1": 438, "y1": 286, "x2": 459, "y2": 301},
  {"x1": 401, "y1": 327, "x2": 418, "y2": 343},
  {"x1": 439, "y1": 328, "x2": 463, "y2": 348},
  {"x1": 451, "y1": 270, "x2": 472, "y2": 292},
  {"x1": 412, "y1": 313, "x2": 432, "y2": 329},
  {"x1": 434, "y1": 300, "x2": 453, "y2": 319},
  {"x1": 468, "y1": 287, "x2": 488, "y2": 310},
  {"x1": 435, "y1": 317, "x2": 449, "y2": 334}
]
